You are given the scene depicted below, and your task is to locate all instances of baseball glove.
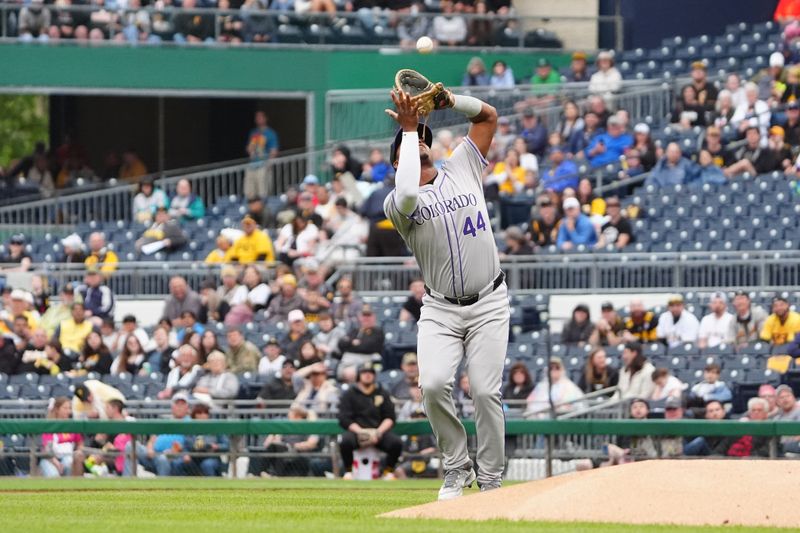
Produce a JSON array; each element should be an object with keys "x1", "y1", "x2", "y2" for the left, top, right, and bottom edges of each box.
[
  {"x1": 394, "y1": 69, "x2": 454, "y2": 116},
  {"x1": 357, "y1": 428, "x2": 379, "y2": 448}
]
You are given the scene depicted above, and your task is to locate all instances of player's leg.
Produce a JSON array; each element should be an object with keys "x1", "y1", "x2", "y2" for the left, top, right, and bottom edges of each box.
[
  {"x1": 339, "y1": 430, "x2": 358, "y2": 476},
  {"x1": 463, "y1": 284, "x2": 510, "y2": 489}
]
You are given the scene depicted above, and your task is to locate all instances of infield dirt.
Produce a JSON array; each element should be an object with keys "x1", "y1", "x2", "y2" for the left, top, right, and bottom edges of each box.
[{"x1": 381, "y1": 460, "x2": 799, "y2": 528}]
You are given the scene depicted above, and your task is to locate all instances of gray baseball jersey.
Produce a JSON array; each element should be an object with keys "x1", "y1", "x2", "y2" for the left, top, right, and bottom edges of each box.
[{"x1": 383, "y1": 137, "x2": 501, "y2": 298}]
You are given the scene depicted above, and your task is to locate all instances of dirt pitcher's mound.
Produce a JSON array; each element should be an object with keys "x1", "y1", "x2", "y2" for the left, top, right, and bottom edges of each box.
[{"x1": 382, "y1": 460, "x2": 799, "y2": 527}]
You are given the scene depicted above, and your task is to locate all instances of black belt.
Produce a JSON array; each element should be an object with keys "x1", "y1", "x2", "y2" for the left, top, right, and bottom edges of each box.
[{"x1": 424, "y1": 271, "x2": 505, "y2": 307}]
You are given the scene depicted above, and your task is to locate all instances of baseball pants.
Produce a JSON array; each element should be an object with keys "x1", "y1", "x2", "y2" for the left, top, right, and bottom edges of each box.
[{"x1": 417, "y1": 282, "x2": 510, "y2": 486}]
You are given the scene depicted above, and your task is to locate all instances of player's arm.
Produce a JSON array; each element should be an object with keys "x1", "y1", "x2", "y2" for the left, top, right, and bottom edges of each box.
[
  {"x1": 385, "y1": 90, "x2": 422, "y2": 216},
  {"x1": 443, "y1": 91, "x2": 497, "y2": 157}
]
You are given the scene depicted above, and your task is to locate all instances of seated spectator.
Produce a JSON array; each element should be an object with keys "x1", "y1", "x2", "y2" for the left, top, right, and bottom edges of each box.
[
  {"x1": 525, "y1": 357, "x2": 585, "y2": 418},
  {"x1": 241, "y1": 0, "x2": 274, "y2": 44},
  {"x1": 731, "y1": 82, "x2": 771, "y2": 138},
  {"x1": 205, "y1": 235, "x2": 233, "y2": 266},
  {"x1": 385, "y1": 352, "x2": 419, "y2": 401},
  {"x1": 767, "y1": 125, "x2": 794, "y2": 172},
  {"x1": 782, "y1": 100, "x2": 800, "y2": 146},
  {"x1": 693, "y1": 150, "x2": 728, "y2": 188},
  {"x1": 258, "y1": 337, "x2": 285, "y2": 378},
  {"x1": 486, "y1": 148, "x2": 527, "y2": 196},
  {"x1": 602, "y1": 399, "x2": 657, "y2": 464},
  {"x1": 162, "y1": 276, "x2": 203, "y2": 330},
  {"x1": 71, "y1": 331, "x2": 112, "y2": 376},
  {"x1": 78, "y1": 270, "x2": 115, "y2": 321},
  {"x1": 133, "y1": 394, "x2": 191, "y2": 476},
  {"x1": 540, "y1": 147, "x2": 578, "y2": 193},
  {"x1": 564, "y1": 51, "x2": 591, "y2": 82},
  {"x1": 0, "y1": 333, "x2": 17, "y2": 376},
  {"x1": 689, "y1": 363, "x2": 732, "y2": 404},
  {"x1": 596, "y1": 196, "x2": 633, "y2": 250},
  {"x1": 519, "y1": 108, "x2": 548, "y2": 157},
  {"x1": 724, "y1": 126, "x2": 778, "y2": 178},
  {"x1": 297, "y1": 262, "x2": 332, "y2": 320},
  {"x1": 556, "y1": 100, "x2": 585, "y2": 142},
  {"x1": 713, "y1": 397, "x2": 771, "y2": 457},
  {"x1": 396, "y1": 4, "x2": 430, "y2": 50},
  {"x1": 576, "y1": 178, "x2": 605, "y2": 218},
  {"x1": 224, "y1": 328, "x2": 259, "y2": 374},
  {"x1": 462, "y1": 56, "x2": 489, "y2": 86},
  {"x1": 556, "y1": 197, "x2": 597, "y2": 251},
  {"x1": 172, "y1": 0, "x2": 216, "y2": 43},
  {"x1": 397, "y1": 386, "x2": 425, "y2": 422},
  {"x1": 577, "y1": 348, "x2": 619, "y2": 394},
  {"x1": 110, "y1": 334, "x2": 149, "y2": 375},
  {"x1": 158, "y1": 344, "x2": 203, "y2": 399},
  {"x1": 26, "y1": 152, "x2": 54, "y2": 194},
  {"x1": 167, "y1": 179, "x2": 205, "y2": 222},
  {"x1": 0, "y1": 234, "x2": 32, "y2": 272},
  {"x1": 684, "y1": 399, "x2": 726, "y2": 456},
  {"x1": 119, "y1": 150, "x2": 148, "y2": 182},
  {"x1": 431, "y1": 0, "x2": 466, "y2": 46},
  {"x1": 193, "y1": 350, "x2": 239, "y2": 401},
  {"x1": 568, "y1": 111, "x2": 603, "y2": 155},
  {"x1": 489, "y1": 60, "x2": 515, "y2": 88},
  {"x1": 647, "y1": 142, "x2": 693, "y2": 188},
  {"x1": 174, "y1": 403, "x2": 229, "y2": 477},
  {"x1": 106, "y1": 314, "x2": 148, "y2": 356},
  {"x1": 528, "y1": 195, "x2": 561, "y2": 249},
  {"x1": 659, "y1": 397, "x2": 687, "y2": 457},
  {"x1": 361, "y1": 149, "x2": 393, "y2": 184},
  {"x1": 627, "y1": 123, "x2": 657, "y2": 172},
  {"x1": 338, "y1": 363, "x2": 401, "y2": 480},
  {"x1": 656, "y1": 294, "x2": 700, "y2": 348},
  {"x1": 725, "y1": 73, "x2": 747, "y2": 107},
  {"x1": 246, "y1": 196, "x2": 275, "y2": 230},
  {"x1": 588, "y1": 51, "x2": 622, "y2": 94},
  {"x1": 670, "y1": 85, "x2": 708, "y2": 129},
  {"x1": 224, "y1": 215, "x2": 276, "y2": 264},
  {"x1": 147, "y1": 326, "x2": 175, "y2": 375},
  {"x1": 503, "y1": 362, "x2": 534, "y2": 407},
  {"x1": 687, "y1": 61, "x2": 718, "y2": 112},
  {"x1": 267, "y1": 274, "x2": 304, "y2": 323},
  {"x1": 313, "y1": 312, "x2": 346, "y2": 361},
  {"x1": 729, "y1": 291, "x2": 768, "y2": 346},
  {"x1": 19, "y1": 0, "x2": 53, "y2": 42},
  {"x1": 59, "y1": 234, "x2": 86, "y2": 264},
  {"x1": 40, "y1": 397, "x2": 84, "y2": 477},
  {"x1": 584, "y1": 115, "x2": 632, "y2": 168},
  {"x1": 697, "y1": 292, "x2": 735, "y2": 349},
  {"x1": 249, "y1": 404, "x2": 320, "y2": 478},
  {"x1": 614, "y1": 341, "x2": 656, "y2": 400},
  {"x1": 296, "y1": 340, "x2": 323, "y2": 369},
  {"x1": 176, "y1": 311, "x2": 204, "y2": 345},
  {"x1": 281, "y1": 310, "x2": 313, "y2": 361},
  {"x1": 562, "y1": 304, "x2": 594, "y2": 345},
  {"x1": 257, "y1": 358, "x2": 299, "y2": 402},
  {"x1": 774, "y1": 385, "x2": 800, "y2": 453},
  {"x1": 132, "y1": 176, "x2": 168, "y2": 225},
  {"x1": 398, "y1": 279, "x2": 424, "y2": 323},
  {"x1": 84, "y1": 232, "x2": 118, "y2": 275},
  {"x1": 275, "y1": 214, "x2": 319, "y2": 267},
  {"x1": 589, "y1": 302, "x2": 625, "y2": 347},
  {"x1": 294, "y1": 362, "x2": 338, "y2": 414},
  {"x1": 530, "y1": 57, "x2": 560, "y2": 85},
  {"x1": 711, "y1": 90, "x2": 736, "y2": 129},
  {"x1": 757, "y1": 384, "x2": 779, "y2": 419},
  {"x1": 40, "y1": 284, "x2": 76, "y2": 338},
  {"x1": 501, "y1": 226, "x2": 534, "y2": 257},
  {"x1": 72, "y1": 380, "x2": 126, "y2": 420},
  {"x1": 650, "y1": 368, "x2": 685, "y2": 401},
  {"x1": 761, "y1": 295, "x2": 800, "y2": 345},
  {"x1": 337, "y1": 305, "x2": 384, "y2": 378},
  {"x1": 135, "y1": 207, "x2": 187, "y2": 255}
]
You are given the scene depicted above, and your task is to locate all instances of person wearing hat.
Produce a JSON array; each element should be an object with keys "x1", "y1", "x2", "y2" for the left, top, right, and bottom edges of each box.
[
  {"x1": 530, "y1": 57, "x2": 560, "y2": 85},
  {"x1": 257, "y1": 357, "x2": 299, "y2": 402},
  {"x1": 78, "y1": 268, "x2": 115, "y2": 321},
  {"x1": 684, "y1": 60, "x2": 718, "y2": 112},
  {"x1": 223, "y1": 213, "x2": 275, "y2": 265},
  {"x1": 279, "y1": 309, "x2": 313, "y2": 361},
  {"x1": 294, "y1": 362, "x2": 338, "y2": 414},
  {"x1": 390, "y1": 352, "x2": 420, "y2": 400},
  {"x1": 258, "y1": 336, "x2": 287, "y2": 378},
  {"x1": 0, "y1": 234, "x2": 32, "y2": 273},
  {"x1": 566, "y1": 51, "x2": 590, "y2": 83},
  {"x1": 266, "y1": 274, "x2": 304, "y2": 323},
  {"x1": 59, "y1": 233, "x2": 86, "y2": 264},
  {"x1": 767, "y1": 125, "x2": 794, "y2": 171},
  {"x1": 615, "y1": 342, "x2": 656, "y2": 400},
  {"x1": 528, "y1": 195, "x2": 562, "y2": 249},
  {"x1": 556, "y1": 197, "x2": 597, "y2": 251},
  {"x1": 562, "y1": 304, "x2": 594, "y2": 345},
  {"x1": 755, "y1": 51, "x2": 786, "y2": 101},
  {"x1": 584, "y1": 114, "x2": 632, "y2": 168},
  {"x1": 727, "y1": 291, "x2": 768, "y2": 346},
  {"x1": 760, "y1": 295, "x2": 800, "y2": 345},
  {"x1": 336, "y1": 304, "x2": 384, "y2": 379},
  {"x1": 596, "y1": 196, "x2": 634, "y2": 250},
  {"x1": 587, "y1": 302, "x2": 624, "y2": 347},
  {"x1": 723, "y1": 125, "x2": 777, "y2": 179},
  {"x1": 781, "y1": 99, "x2": 800, "y2": 146},
  {"x1": 699, "y1": 125, "x2": 728, "y2": 168},
  {"x1": 525, "y1": 356, "x2": 585, "y2": 418},
  {"x1": 519, "y1": 107, "x2": 548, "y2": 156},
  {"x1": 697, "y1": 292, "x2": 735, "y2": 349},
  {"x1": 588, "y1": 50, "x2": 621, "y2": 95},
  {"x1": 135, "y1": 206, "x2": 188, "y2": 255},
  {"x1": 244, "y1": 110, "x2": 280, "y2": 200},
  {"x1": 224, "y1": 327, "x2": 260, "y2": 373},
  {"x1": 132, "y1": 176, "x2": 168, "y2": 225},
  {"x1": 337, "y1": 362, "x2": 403, "y2": 480},
  {"x1": 133, "y1": 392, "x2": 192, "y2": 476},
  {"x1": 72, "y1": 379, "x2": 126, "y2": 420},
  {"x1": 655, "y1": 294, "x2": 700, "y2": 348}
]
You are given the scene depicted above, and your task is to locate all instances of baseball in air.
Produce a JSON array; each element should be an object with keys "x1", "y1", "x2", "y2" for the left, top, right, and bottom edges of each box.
[{"x1": 416, "y1": 36, "x2": 434, "y2": 54}]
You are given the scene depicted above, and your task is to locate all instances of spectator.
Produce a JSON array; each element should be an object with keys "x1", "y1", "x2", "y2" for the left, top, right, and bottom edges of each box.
[
  {"x1": 725, "y1": 73, "x2": 747, "y2": 108},
  {"x1": 175, "y1": 403, "x2": 229, "y2": 477},
  {"x1": 556, "y1": 197, "x2": 597, "y2": 251},
  {"x1": 768, "y1": 125, "x2": 794, "y2": 172},
  {"x1": 276, "y1": 214, "x2": 320, "y2": 266},
  {"x1": 58, "y1": 234, "x2": 86, "y2": 265},
  {"x1": 486, "y1": 148, "x2": 527, "y2": 196},
  {"x1": 565, "y1": 51, "x2": 591, "y2": 82},
  {"x1": 296, "y1": 340, "x2": 323, "y2": 369},
  {"x1": 337, "y1": 305, "x2": 384, "y2": 377},
  {"x1": 313, "y1": 313, "x2": 346, "y2": 361},
  {"x1": 393, "y1": 278, "x2": 424, "y2": 324},
  {"x1": 389, "y1": 352, "x2": 420, "y2": 400},
  {"x1": 713, "y1": 397, "x2": 771, "y2": 457},
  {"x1": 602, "y1": 399, "x2": 657, "y2": 464},
  {"x1": 72, "y1": 380, "x2": 126, "y2": 420},
  {"x1": 232, "y1": 264, "x2": 271, "y2": 313},
  {"x1": 578, "y1": 347, "x2": 619, "y2": 394},
  {"x1": 205, "y1": 235, "x2": 233, "y2": 265},
  {"x1": 19, "y1": 0, "x2": 52, "y2": 42},
  {"x1": 687, "y1": 61, "x2": 718, "y2": 112},
  {"x1": 576, "y1": 178, "x2": 606, "y2": 217},
  {"x1": 650, "y1": 367, "x2": 685, "y2": 401},
  {"x1": 244, "y1": 110, "x2": 279, "y2": 199},
  {"x1": 589, "y1": 302, "x2": 625, "y2": 347},
  {"x1": 697, "y1": 292, "x2": 735, "y2": 349},
  {"x1": 755, "y1": 51, "x2": 785, "y2": 100},
  {"x1": 241, "y1": 0, "x2": 274, "y2": 44},
  {"x1": 432, "y1": 0, "x2": 466, "y2": 46},
  {"x1": 758, "y1": 384, "x2": 779, "y2": 418},
  {"x1": 173, "y1": 0, "x2": 214, "y2": 43},
  {"x1": 701, "y1": 125, "x2": 728, "y2": 166},
  {"x1": 761, "y1": 295, "x2": 800, "y2": 345},
  {"x1": 774, "y1": 385, "x2": 800, "y2": 453},
  {"x1": 519, "y1": 108, "x2": 548, "y2": 157},
  {"x1": 258, "y1": 337, "x2": 285, "y2": 378},
  {"x1": 246, "y1": 196, "x2": 275, "y2": 230},
  {"x1": 361, "y1": 150, "x2": 393, "y2": 184},
  {"x1": 84, "y1": 232, "x2": 118, "y2": 275},
  {"x1": 294, "y1": 362, "x2": 338, "y2": 414},
  {"x1": 176, "y1": 311, "x2": 204, "y2": 345},
  {"x1": 78, "y1": 269, "x2": 115, "y2": 321},
  {"x1": 462, "y1": 56, "x2": 489, "y2": 86},
  {"x1": 556, "y1": 100, "x2": 585, "y2": 142},
  {"x1": 158, "y1": 344, "x2": 203, "y2": 399},
  {"x1": 711, "y1": 90, "x2": 737, "y2": 129},
  {"x1": 167, "y1": 179, "x2": 205, "y2": 222},
  {"x1": 540, "y1": 146, "x2": 578, "y2": 193},
  {"x1": 40, "y1": 284, "x2": 76, "y2": 338},
  {"x1": 728, "y1": 291, "x2": 769, "y2": 346},
  {"x1": 132, "y1": 176, "x2": 168, "y2": 225},
  {"x1": 684, "y1": 399, "x2": 727, "y2": 456},
  {"x1": 71, "y1": 331, "x2": 112, "y2": 376},
  {"x1": 0, "y1": 333, "x2": 16, "y2": 375},
  {"x1": 111, "y1": 334, "x2": 149, "y2": 375},
  {"x1": 562, "y1": 304, "x2": 594, "y2": 345},
  {"x1": 119, "y1": 150, "x2": 148, "y2": 182},
  {"x1": 39, "y1": 397, "x2": 83, "y2": 477},
  {"x1": 567, "y1": 111, "x2": 602, "y2": 155},
  {"x1": 396, "y1": 3, "x2": 430, "y2": 49},
  {"x1": 136, "y1": 207, "x2": 188, "y2": 255},
  {"x1": 528, "y1": 195, "x2": 561, "y2": 249},
  {"x1": 530, "y1": 58, "x2": 560, "y2": 85},
  {"x1": 397, "y1": 385, "x2": 425, "y2": 421},
  {"x1": 297, "y1": 262, "x2": 332, "y2": 320},
  {"x1": 224, "y1": 328, "x2": 260, "y2": 373},
  {"x1": 647, "y1": 142, "x2": 693, "y2": 188},
  {"x1": 588, "y1": 51, "x2": 622, "y2": 94},
  {"x1": 656, "y1": 294, "x2": 700, "y2": 348},
  {"x1": 249, "y1": 404, "x2": 320, "y2": 477},
  {"x1": 134, "y1": 394, "x2": 191, "y2": 476},
  {"x1": 330, "y1": 277, "x2": 363, "y2": 326},
  {"x1": 280, "y1": 310, "x2": 313, "y2": 361},
  {"x1": 724, "y1": 126, "x2": 778, "y2": 178},
  {"x1": 17, "y1": 331, "x2": 58, "y2": 375},
  {"x1": 670, "y1": 85, "x2": 708, "y2": 128},
  {"x1": 147, "y1": 326, "x2": 175, "y2": 375},
  {"x1": 163, "y1": 276, "x2": 203, "y2": 330},
  {"x1": 689, "y1": 363, "x2": 732, "y2": 404},
  {"x1": 225, "y1": 215, "x2": 276, "y2": 265},
  {"x1": 658, "y1": 397, "x2": 686, "y2": 457},
  {"x1": 257, "y1": 358, "x2": 299, "y2": 402},
  {"x1": 596, "y1": 196, "x2": 633, "y2": 250},
  {"x1": 584, "y1": 115, "x2": 632, "y2": 168},
  {"x1": 502, "y1": 362, "x2": 534, "y2": 406},
  {"x1": 338, "y1": 363, "x2": 402, "y2": 480},
  {"x1": 782, "y1": 100, "x2": 800, "y2": 146},
  {"x1": 266, "y1": 274, "x2": 304, "y2": 323},
  {"x1": 107, "y1": 314, "x2": 149, "y2": 355},
  {"x1": 501, "y1": 226, "x2": 534, "y2": 257},
  {"x1": 731, "y1": 82, "x2": 771, "y2": 138},
  {"x1": 615, "y1": 341, "x2": 656, "y2": 400},
  {"x1": 193, "y1": 350, "x2": 239, "y2": 401},
  {"x1": 489, "y1": 60, "x2": 515, "y2": 88},
  {"x1": 0, "y1": 234, "x2": 32, "y2": 272},
  {"x1": 525, "y1": 357, "x2": 585, "y2": 418}
]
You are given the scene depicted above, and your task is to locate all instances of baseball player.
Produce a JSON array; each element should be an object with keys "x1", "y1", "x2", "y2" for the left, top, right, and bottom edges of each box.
[{"x1": 383, "y1": 89, "x2": 509, "y2": 499}]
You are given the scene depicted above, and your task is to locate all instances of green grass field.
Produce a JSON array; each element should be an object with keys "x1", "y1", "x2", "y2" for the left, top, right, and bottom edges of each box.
[{"x1": 0, "y1": 478, "x2": 792, "y2": 532}]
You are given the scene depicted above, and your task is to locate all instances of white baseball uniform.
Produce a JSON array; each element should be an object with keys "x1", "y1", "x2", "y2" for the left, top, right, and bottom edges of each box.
[{"x1": 384, "y1": 132, "x2": 509, "y2": 486}]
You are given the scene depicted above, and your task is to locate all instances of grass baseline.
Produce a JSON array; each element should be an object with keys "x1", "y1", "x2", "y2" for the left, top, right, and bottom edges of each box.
[{"x1": 0, "y1": 478, "x2": 790, "y2": 533}]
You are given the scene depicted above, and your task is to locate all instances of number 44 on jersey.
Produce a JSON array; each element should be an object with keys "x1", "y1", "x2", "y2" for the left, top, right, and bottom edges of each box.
[{"x1": 463, "y1": 212, "x2": 487, "y2": 238}]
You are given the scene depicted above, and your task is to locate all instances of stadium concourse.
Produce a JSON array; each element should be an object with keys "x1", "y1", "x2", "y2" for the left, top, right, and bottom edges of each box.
[{"x1": 6, "y1": 10, "x2": 800, "y2": 481}]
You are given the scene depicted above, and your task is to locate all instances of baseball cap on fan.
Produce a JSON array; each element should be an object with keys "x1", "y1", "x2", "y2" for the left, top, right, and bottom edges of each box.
[{"x1": 390, "y1": 123, "x2": 433, "y2": 163}]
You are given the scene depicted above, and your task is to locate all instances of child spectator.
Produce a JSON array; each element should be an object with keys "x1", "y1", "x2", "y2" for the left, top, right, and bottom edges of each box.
[
  {"x1": 40, "y1": 397, "x2": 84, "y2": 477},
  {"x1": 689, "y1": 363, "x2": 732, "y2": 404},
  {"x1": 650, "y1": 368, "x2": 685, "y2": 401}
]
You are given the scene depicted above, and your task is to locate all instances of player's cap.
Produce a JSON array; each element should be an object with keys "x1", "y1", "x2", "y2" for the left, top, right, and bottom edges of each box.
[
  {"x1": 390, "y1": 123, "x2": 433, "y2": 162},
  {"x1": 770, "y1": 125, "x2": 786, "y2": 137},
  {"x1": 788, "y1": 100, "x2": 800, "y2": 110},
  {"x1": 665, "y1": 397, "x2": 683, "y2": 410},
  {"x1": 633, "y1": 123, "x2": 650, "y2": 134},
  {"x1": 562, "y1": 197, "x2": 580, "y2": 211},
  {"x1": 571, "y1": 51, "x2": 587, "y2": 61},
  {"x1": 710, "y1": 291, "x2": 728, "y2": 303},
  {"x1": 667, "y1": 294, "x2": 684, "y2": 305},
  {"x1": 402, "y1": 352, "x2": 418, "y2": 365},
  {"x1": 9, "y1": 233, "x2": 25, "y2": 245},
  {"x1": 601, "y1": 301, "x2": 615, "y2": 311},
  {"x1": 172, "y1": 392, "x2": 190, "y2": 404},
  {"x1": 770, "y1": 51, "x2": 785, "y2": 68},
  {"x1": 287, "y1": 309, "x2": 305, "y2": 323},
  {"x1": 302, "y1": 174, "x2": 319, "y2": 186},
  {"x1": 690, "y1": 60, "x2": 707, "y2": 70},
  {"x1": 536, "y1": 57, "x2": 551, "y2": 68}
]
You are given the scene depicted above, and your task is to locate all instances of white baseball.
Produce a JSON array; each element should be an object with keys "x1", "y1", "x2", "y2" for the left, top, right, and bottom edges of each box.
[{"x1": 416, "y1": 36, "x2": 434, "y2": 54}]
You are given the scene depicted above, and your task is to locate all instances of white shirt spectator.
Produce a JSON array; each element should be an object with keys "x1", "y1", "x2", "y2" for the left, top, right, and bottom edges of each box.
[
  {"x1": 589, "y1": 68, "x2": 622, "y2": 94},
  {"x1": 432, "y1": 14, "x2": 467, "y2": 44},
  {"x1": 258, "y1": 353, "x2": 286, "y2": 378},
  {"x1": 519, "y1": 153, "x2": 538, "y2": 175},
  {"x1": 276, "y1": 222, "x2": 320, "y2": 256},
  {"x1": 698, "y1": 311, "x2": 735, "y2": 348},
  {"x1": 730, "y1": 99, "x2": 771, "y2": 139},
  {"x1": 656, "y1": 310, "x2": 700, "y2": 347},
  {"x1": 231, "y1": 283, "x2": 270, "y2": 308},
  {"x1": 651, "y1": 375, "x2": 686, "y2": 401}
]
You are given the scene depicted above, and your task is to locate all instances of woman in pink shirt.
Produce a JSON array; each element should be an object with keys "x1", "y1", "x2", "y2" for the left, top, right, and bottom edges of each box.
[{"x1": 40, "y1": 397, "x2": 84, "y2": 477}]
